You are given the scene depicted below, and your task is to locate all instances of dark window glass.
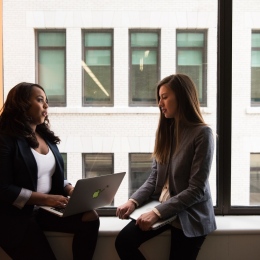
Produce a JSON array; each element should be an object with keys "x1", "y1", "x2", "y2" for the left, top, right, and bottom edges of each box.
[
  {"x1": 251, "y1": 32, "x2": 260, "y2": 105},
  {"x1": 61, "y1": 153, "x2": 67, "y2": 179},
  {"x1": 250, "y1": 153, "x2": 260, "y2": 205},
  {"x1": 129, "y1": 153, "x2": 152, "y2": 197}
]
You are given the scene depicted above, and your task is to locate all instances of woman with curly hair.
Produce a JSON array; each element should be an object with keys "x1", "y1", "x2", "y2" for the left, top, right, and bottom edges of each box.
[{"x1": 0, "y1": 82, "x2": 99, "y2": 260}]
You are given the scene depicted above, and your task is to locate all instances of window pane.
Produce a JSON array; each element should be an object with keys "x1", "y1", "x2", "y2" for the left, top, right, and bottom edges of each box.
[
  {"x1": 176, "y1": 31, "x2": 207, "y2": 105},
  {"x1": 3, "y1": 0, "x2": 218, "y2": 214},
  {"x1": 39, "y1": 50, "x2": 65, "y2": 95},
  {"x1": 39, "y1": 32, "x2": 65, "y2": 47},
  {"x1": 250, "y1": 153, "x2": 260, "y2": 205},
  {"x1": 83, "y1": 153, "x2": 114, "y2": 178},
  {"x1": 131, "y1": 50, "x2": 157, "y2": 102},
  {"x1": 131, "y1": 33, "x2": 158, "y2": 47},
  {"x1": 85, "y1": 33, "x2": 112, "y2": 47},
  {"x1": 231, "y1": 1, "x2": 260, "y2": 207},
  {"x1": 129, "y1": 31, "x2": 159, "y2": 106},
  {"x1": 177, "y1": 32, "x2": 204, "y2": 47},
  {"x1": 129, "y1": 153, "x2": 152, "y2": 197},
  {"x1": 251, "y1": 33, "x2": 260, "y2": 104},
  {"x1": 37, "y1": 31, "x2": 66, "y2": 106},
  {"x1": 61, "y1": 153, "x2": 67, "y2": 179},
  {"x1": 83, "y1": 31, "x2": 113, "y2": 106}
]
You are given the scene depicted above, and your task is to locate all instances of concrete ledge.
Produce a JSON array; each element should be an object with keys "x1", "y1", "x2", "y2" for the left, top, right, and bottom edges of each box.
[{"x1": 1, "y1": 216, "x2": 260, "y2": 260}]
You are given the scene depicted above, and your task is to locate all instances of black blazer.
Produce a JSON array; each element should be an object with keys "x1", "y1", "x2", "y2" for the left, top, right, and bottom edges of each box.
[
  {"x1": 0, "y1": 134, "x2": 66, "y2": 248},
  {"x1": 0, "y1": 134, "x2": 66, "y2": 216}
]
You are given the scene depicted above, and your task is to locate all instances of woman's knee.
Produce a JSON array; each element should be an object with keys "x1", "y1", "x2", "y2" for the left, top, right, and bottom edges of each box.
[{"x1": 81, "y1": 210, "x2": 99, "y2": 222}]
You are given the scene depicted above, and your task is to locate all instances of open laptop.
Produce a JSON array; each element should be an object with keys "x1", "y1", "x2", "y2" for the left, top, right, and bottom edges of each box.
[
  {"x1": 129, "y1": 200, "x2": 177, "y2": 230},
  {"x1": 40, "y1": 172, "x2": 126, "y2": 217}
]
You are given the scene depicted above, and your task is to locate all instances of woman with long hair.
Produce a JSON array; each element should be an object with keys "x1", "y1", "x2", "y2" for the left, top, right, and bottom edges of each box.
[{"x1": 115, "y1": 74, "x2": 216, "y2": 260}]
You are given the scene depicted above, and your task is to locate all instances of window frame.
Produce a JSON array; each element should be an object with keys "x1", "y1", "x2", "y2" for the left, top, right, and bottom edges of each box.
[
  {"x1": 99, "y1": 0, "x2": 260, "y2": 216},
  {"x1": 35, "y1": 29, "x2": 67, "y2": 107},
  {"x1": 128, "y1": 29, "x2": 161, "y2": 107},
  {"x1": 176, "y1": 29, "x2": 208, "y2": 107},
  {"x1": 82, "y1": 29, "x2": 114, "y2": 107}
]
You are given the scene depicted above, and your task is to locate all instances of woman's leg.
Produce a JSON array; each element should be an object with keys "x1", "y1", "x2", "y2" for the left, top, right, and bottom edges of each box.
[
  {"x1": 36, "y1": 209, "x2": 100, "y2": 260},
  {"x1": 2, "y1": 215, "x2": 56, "y2": 260},
  {"x1": 169, "y1": 227, "x2": 206, "y2": 260},
  {"x1": 115, "y1": 220, "x2": 170, "y2": 260}
]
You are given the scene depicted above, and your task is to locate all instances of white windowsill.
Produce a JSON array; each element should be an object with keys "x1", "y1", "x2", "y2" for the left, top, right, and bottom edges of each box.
[{"x1": 45, "y1": 215, "x2": 260, "y2": 237}]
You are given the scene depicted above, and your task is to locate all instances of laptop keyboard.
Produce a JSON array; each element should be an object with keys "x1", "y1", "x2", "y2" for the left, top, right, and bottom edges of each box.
[{"x1": 51, "y1": 207, "x2": 66, "y2": 213}]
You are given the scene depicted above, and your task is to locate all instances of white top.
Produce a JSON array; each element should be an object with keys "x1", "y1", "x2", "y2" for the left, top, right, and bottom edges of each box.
[
  {"x1": 13, "y1": 147, "x2": 70, "y2": 209},
  {"x1": 31, "y1": 147, "x2": 56, "y2": 193}
]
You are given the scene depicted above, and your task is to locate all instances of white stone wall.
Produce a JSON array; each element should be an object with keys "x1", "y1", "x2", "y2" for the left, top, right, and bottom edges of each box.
[{"x1": 3, "y1": 0, "x2": 260, "y2": 206}]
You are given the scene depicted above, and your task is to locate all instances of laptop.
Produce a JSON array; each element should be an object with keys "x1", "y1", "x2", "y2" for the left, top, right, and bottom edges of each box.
[
  {"x1": 40, "y1": 172, "x2": 126, "y2": 217},
  {"x1": 129, "y1": 200, "x2": 177, "y2": 230}
]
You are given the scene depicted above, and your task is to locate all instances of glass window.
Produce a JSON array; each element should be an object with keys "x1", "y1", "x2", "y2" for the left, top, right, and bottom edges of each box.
[
  {"x1": 61, "y1": 153, "x2": 67, "y2": 179},
  {"x1": 36, "y1": 30, "x2": 66, "y2": 106},
  {"x1": 250, "y1": 153, "x2": 260, "y2": 205},
  {"x1": 82, "y1": 30, "x2": 113, "y2": 106},
  {"x1": 129, "y1": 153, "x2": 153, "y2": 197},
  {"x1": 176, "y1": 30, "x2": 207, "y2": 106},
  {"x1": 129, "y1": 30, "x2": 160, "y2": 106},
  {"x1": 251, "y1": 31, "x2": 260, "y2": 105},
  {"x1": 83, "y1": 153, "x2": 114, "y2": 178}
]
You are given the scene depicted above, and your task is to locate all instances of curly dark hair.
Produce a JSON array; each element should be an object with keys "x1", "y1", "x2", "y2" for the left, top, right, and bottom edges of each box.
[{"x1": 0, "y1": 82, "x2": 60, "y2": 147}]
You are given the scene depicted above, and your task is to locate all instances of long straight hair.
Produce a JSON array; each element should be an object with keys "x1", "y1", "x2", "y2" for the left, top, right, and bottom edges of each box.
[{"x1": 153, "y1": 74, "x2": 206, "y2": 164}]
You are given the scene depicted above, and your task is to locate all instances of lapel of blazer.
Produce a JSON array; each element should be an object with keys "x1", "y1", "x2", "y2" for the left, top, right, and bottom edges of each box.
[
  {"x1": 46, "y1": 140, "x2": 62, "y2": 175},
  {"x1": 16, "y1": 138, "x2": 38, "y2": 190}
]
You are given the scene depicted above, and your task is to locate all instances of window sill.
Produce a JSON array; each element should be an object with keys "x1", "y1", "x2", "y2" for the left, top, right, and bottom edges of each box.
[{"x1": 44, "y1": 215, "x2": 260, "y2": 236}]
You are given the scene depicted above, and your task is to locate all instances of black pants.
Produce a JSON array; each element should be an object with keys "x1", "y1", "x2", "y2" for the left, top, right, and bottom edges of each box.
[
  {"x1": 115, "y1": 220, "x2": 206, "y2": 260},
  {"x1": 2, "y1": 209, "x2": 100, "y2": 260}
]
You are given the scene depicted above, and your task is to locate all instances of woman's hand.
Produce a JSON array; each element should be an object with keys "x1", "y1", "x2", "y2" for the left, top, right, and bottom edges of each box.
[
  {"x1": 116, "y1": 200, "x2": 136, "y2": 219},
  {"x1": 27, "y1": 192, "x2": 69, "y2": 208},
  {"x1": 136, "y1": 211, "x2": 159, "y2": 231},
  {"x1": 43, "y1": 194, "x2": 69, "y2": 208},
  {"x1": 64, "y1": 184, "x2": 74, "y2": 197}
]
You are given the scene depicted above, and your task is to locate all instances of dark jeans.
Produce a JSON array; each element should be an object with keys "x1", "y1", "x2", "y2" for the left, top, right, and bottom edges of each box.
[
  {"x1": 2, "y1": 209, "x2": 100, "y2": 260},
  {"x1": 115, "y1": 220, "x2": 206, "y2": 260}
]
